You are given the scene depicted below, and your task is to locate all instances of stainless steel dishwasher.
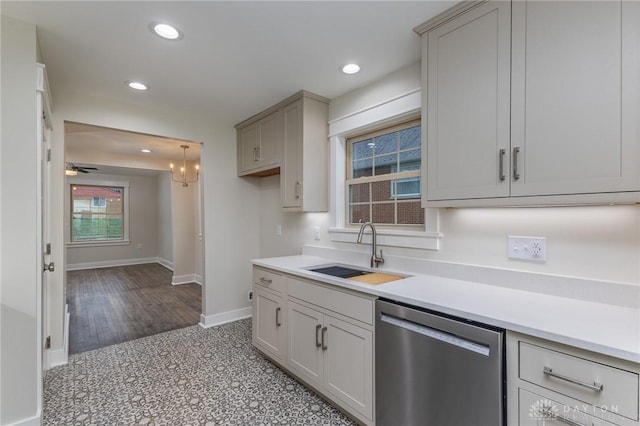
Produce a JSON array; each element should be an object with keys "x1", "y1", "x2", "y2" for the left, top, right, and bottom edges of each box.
[{"x1": 376, "y1": 299, "x2": 505, "y2": 426}]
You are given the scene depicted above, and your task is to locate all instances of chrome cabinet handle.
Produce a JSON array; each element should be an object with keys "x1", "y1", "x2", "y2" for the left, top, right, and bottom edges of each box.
[
  {"x1": 543, "y1": 366, "x2": 603, "y2": 392},
  {"x1": 513, "y1": 147, "x2": 520, "y2": 180},
  {"x1": 498, "y1": 149, "x2": 506, "y2": 181},
  {"x1": 275, "y1": 307, "x2": 281, "y2": 327},
  {"x1": 253, "y1": 146, "x2": 258, "y2": 162},
  {"x1": 321, "y1": 327, "x2": 328, "y2": 351},
  {"x1": 540, "y1": 408, "x2": 588, "y2": 426},
  {"x1": 259, "y1": 277, "x2": 272, "y2": 285},
  {"x1": 315, "y1": 324, "x2": 322, "y2": 348},
  {"x1": 294, "y1": 181, "x2": 301, "y2": 199}
]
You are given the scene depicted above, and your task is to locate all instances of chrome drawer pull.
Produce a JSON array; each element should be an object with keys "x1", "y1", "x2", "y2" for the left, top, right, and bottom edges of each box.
[
  {"x1": 498, "y1": 148, "x2": 506, "y2": 181},
  {"x1": 315, "y1": 324, "x2": 322, "y2": 348},
  {"x1": 540, "y1": 408, "x2": 588, "y2": 426},
  {"x1": 512, "y1": 146, "x2": 520, "y2": 180},
  {"x1": 321, "y1": 326, "x2": 328, "y2": 351},
  {"x1": 259, "y1": 277, "x2": 272, "y2": 285},
  {"x1": 275, "y1": 307, "x2": 281, "y2": 327},
  {"x1": 543, "y1": 366, "x2": 603, "y2": 392}
]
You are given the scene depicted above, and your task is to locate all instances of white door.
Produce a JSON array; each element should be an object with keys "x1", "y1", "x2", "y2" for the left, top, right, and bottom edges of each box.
[{"x1": 36, "y1": 65, "x2": 54, "y2": 370}]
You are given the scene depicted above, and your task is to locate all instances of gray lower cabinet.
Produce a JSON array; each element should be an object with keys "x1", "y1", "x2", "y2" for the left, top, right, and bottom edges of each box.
[
  {"x1": 251, "y1": 267, "x2": 375, "y2": 426},
  {"x1": 507, "y1": 332, "x2": 640, "y2": 426}
]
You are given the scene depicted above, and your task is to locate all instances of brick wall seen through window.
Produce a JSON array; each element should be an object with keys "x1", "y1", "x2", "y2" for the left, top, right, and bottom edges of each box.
[{"x1": 346, "y1": 119, "x2": 424, "y2": 226}]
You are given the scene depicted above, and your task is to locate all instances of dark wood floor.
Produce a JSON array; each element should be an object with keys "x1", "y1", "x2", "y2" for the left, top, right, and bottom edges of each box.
[{"x1": 67, "y1": 263, "x2": 201, "y2": 354}]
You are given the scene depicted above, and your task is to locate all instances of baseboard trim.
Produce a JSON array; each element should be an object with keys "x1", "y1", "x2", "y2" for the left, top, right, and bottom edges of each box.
[
  {"x1": 6, "y1": 413, "x2": 41, "y2": 426},
  {"x1": 194, "y1": 274, "x2": 203, "y2": 285},
  {"x1": 172, "y1": 274, "x2": 198, "y2": 285},
  {"x1": 157, "y1": 257, "x2": 174, "y2": 271},
  {"x1": 199, "y1": 307, "x2": 252, "y2": 328},
  {"x1": 48, "y1": 304, "x2": 70, "y2": 369},
  {"x1": 67, "y1": 257, "x2": 160, "y2": 271}
]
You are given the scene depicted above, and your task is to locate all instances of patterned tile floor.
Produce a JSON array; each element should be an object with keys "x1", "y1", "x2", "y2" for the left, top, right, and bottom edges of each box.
[{"x1": 44, "y1": 319, "x2": 357, "y2": 425}]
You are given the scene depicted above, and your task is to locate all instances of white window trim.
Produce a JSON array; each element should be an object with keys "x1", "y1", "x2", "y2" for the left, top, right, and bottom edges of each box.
[
  {"x1": 328, "y1": 88, "x2": 441, "y2": 250},
  {"x1": 66, "y1": 178, "x2": 131, "y2": 248}
]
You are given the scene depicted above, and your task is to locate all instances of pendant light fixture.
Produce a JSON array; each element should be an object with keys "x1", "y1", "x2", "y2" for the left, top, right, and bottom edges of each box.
[{"x1": 170, "y1": 145, "x2": 199, "y2": 187}]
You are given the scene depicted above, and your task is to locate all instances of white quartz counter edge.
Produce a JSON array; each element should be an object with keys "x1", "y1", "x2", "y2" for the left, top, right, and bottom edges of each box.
[{"x1": 252, "y1": 255, "x2": 640, "y2": 364}]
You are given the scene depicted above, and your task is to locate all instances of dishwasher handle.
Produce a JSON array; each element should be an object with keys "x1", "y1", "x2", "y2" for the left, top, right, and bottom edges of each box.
[{"x1": 380, "y1": 313, "x2": 491, "y2": 357}]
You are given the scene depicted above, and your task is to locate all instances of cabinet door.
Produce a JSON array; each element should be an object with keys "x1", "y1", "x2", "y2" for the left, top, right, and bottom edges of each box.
[
  {"x1": 511, "y1": 1, "x2": 640, "y2": 196},
  {"x1": 256, "y1": 112, "x2": 280, "y2": 169},
  {"x1": 425, "y1": 1, "x2": 511, "y2": 201},
  {"x1": 239, "y1": 123, "x2": 260, "y2": 173},
  {"x1": 253, "y1": 287, "x2": 285, "y2": 361},
  {"x1": 281, "y1": 100, "x2": 303, "y2": 208},
  {"x1": 323, "y1": 315, "x2": 373, "y2": 421},
  {"x1": 287, "y1": 301, "x2": 323, "y2": 388}
]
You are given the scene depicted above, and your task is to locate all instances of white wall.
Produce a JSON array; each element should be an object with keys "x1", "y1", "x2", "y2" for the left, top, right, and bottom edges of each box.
[
  {"x1": 157, "y1": 173, "x2": 173, "y2": 266},
  {"x1": 49, "y1": 90, "x2": 261, "y2": 351},
  {"x1": 170, "y1": 173, "x2": 196, "y2": 284},
  {"x1": 0, "y1": 15, "x2": 40, "y2": 425},
  {"x1": 66, "y1": 172, "x2": 160, "y2": 268},
  {"x1": 299, "y1": 62, "x2": 640, "y2": 285},
  {"x1": 259, "y1": 175, "x2": 305, "y2": 258}
]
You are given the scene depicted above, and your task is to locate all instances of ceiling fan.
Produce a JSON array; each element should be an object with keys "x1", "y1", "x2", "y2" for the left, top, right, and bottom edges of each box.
[{"x1": 65, "y1": 163, "x2": 98, "y2": 176}]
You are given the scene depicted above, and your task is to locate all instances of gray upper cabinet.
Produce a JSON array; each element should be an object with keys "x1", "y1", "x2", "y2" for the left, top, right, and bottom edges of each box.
[
  {"x1": 237, "y1": 110, "x2": 281, "y2": 177},
  {"x1": 417, "y1": 0, "x2": 640, "y2": 207},
  {"x1": 511, "y1": 1, "x2": 639, "y2": 197},
  {"x1": 236, "y1": 90, "x2": 329, "y2": 211},
  {"x1": 423, "y1": 1, "x2": 511, "y2": 201},
  {"x1": 281, "y1": 94, "x2": 330, "y2": 212}
]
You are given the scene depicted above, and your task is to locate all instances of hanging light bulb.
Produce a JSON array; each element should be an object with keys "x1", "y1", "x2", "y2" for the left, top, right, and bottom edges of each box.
[{"x1": 170, "y1": 145, "x2": 199, "y2": 187}]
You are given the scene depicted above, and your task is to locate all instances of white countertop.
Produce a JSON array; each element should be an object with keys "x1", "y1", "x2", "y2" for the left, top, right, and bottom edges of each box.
[{"x1": 253, "y1": 254, "x2": 640, "y2": 364}]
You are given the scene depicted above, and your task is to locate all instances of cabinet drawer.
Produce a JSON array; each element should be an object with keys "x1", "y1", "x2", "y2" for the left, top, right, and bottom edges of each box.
[
  {"x1": 288, "y1": 278, "x2": 373, "y2": 325},
  {"x1": 520, "y1": 342, "x2": 639, "y2": 421},
  {"x1": 519, "y1": 388, "x2": 617, "y2": 426},
  {"x1": 253, "y1": 267, "x2": 285, "y2": 293}
]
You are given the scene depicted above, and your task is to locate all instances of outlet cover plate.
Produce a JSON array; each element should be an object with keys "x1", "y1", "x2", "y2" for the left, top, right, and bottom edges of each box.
[{"x1": 508, "y1": 236, "x2": 546, "y2": 262}]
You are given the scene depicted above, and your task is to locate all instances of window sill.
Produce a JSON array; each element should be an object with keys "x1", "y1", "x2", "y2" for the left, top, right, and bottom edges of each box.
[
  {"x1": 67, "y1": 240, "x2": 131, "y2": 248},
  {"x1": 329, "y1": 227, "x2": 441, "y2": 250}
]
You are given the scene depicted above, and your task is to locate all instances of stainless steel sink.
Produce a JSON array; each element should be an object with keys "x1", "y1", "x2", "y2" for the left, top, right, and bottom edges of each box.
[{"x1": 308, "y1": 265, "x2": 372, "y2": 279}]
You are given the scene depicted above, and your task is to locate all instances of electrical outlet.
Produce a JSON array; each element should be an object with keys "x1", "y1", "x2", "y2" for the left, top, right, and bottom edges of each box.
[
  {"x1": 508, "y1": 236, "x2": 547, "y2": 262},
  {"x1": 276, "y1": 225, "x2": 282, "y2": 236},
  {"x1": 248, "y1": 291, "x2": 253, "y2": 301},
  {"x1": 313, "y1": 226, "x2": 320, "y2": 241}
]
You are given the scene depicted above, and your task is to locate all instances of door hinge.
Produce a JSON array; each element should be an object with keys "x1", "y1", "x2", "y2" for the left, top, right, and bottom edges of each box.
[
  {"x1": 46, "y1": 149, "x2": 51, "y2": 162},
  {"x1": 46, "y1": 243, "x2": 51, "y2": 255},
  {"x1": 45, "y1": 336, "x2": 51, "y2": 349}
]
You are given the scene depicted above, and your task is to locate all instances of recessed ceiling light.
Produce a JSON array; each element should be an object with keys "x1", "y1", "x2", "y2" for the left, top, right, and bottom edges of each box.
[
  {"x1": 141, "y1": 149, "x2": 151, "y2": 153},
  {"x1": 151, "y1": 22, "x2": 183, "y2": 40},
  {"x1": 341, "y1": 63, "x2": 361, "y2": 75},
  {"x1": 126, "y1": 81, "x2": 148, "y2": 91}
]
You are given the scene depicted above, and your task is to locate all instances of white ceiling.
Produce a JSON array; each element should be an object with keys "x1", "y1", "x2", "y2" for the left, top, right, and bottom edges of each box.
[
  {"x1": 65, "y1": 121, "x2": 201, "y2": 161},
  {"x1": 2, "y1": 1, "x2": 452, "y2": 127}
]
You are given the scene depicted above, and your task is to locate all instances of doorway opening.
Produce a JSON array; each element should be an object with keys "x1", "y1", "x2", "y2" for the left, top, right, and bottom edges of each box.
[{"x1": 64, "y1": 121, "x2": 204, "y2": 353}]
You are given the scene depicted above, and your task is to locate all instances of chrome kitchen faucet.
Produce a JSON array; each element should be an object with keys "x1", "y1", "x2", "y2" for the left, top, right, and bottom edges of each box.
[{"x1": 357, "y1": 221, "x2": 384, "y2": 268}]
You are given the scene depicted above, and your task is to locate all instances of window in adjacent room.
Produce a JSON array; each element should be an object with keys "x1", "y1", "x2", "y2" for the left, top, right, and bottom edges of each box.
[
  {"x1": 346, "y1": 119, "x2": 424, "y2": 226},
  {"x1": 71, "y1": 184, "x2": 125, "y2": 242}
]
